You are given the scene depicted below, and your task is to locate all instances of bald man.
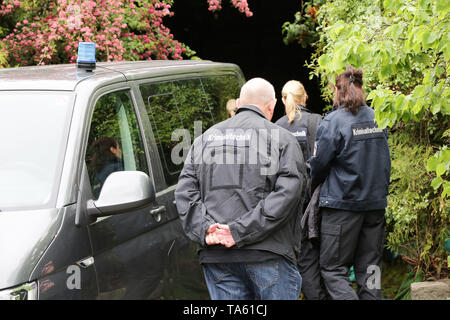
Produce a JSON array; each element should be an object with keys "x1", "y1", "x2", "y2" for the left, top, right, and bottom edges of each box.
[{"x1": 175, "y1": 78, "x2": 307, "y2": 300}]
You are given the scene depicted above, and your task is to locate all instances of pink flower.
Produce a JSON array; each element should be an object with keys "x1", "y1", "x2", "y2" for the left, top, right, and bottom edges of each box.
[{"x1": 207, "y1": 0, "x2": 222, "y2": 11}]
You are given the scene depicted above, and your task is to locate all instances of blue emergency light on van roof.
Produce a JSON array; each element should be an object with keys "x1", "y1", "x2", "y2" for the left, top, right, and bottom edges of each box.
[{"x1": 77, "y1": 42, "x2": 96, "y2": 71}]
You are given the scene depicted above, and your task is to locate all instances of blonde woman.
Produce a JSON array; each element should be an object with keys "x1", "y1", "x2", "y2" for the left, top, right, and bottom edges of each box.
[
  {"x1": 275, "y1": 80, "x2": 328, "y2": 300},
  {"x1": 275, "y1": 80, "x2": 321, "y2": 162}
]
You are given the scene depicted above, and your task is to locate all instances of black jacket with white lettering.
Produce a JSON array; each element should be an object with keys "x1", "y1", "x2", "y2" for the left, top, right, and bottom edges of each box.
[
  {"x1": 175, "y1": 105, "x2": 307, "y2": 264},
  {"x1": 310, "y1": 105, "x2": 391, "y2": 211},
  {"x1": 275, "y1": 105, "x2": 322, "y2": 162}
]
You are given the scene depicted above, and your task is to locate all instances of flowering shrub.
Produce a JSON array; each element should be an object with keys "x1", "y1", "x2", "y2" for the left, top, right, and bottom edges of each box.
[
  {"x1": 0, "y1": 0, "x2": 252, "y2": 67},
  {"x1": 207, "y1": 0, "x2": 253, "y2": 17}
]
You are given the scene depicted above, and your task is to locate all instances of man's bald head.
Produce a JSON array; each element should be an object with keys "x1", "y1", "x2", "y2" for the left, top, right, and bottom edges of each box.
[{"x1": 237, "y1": 78, "x2": 277, "y2": 120}]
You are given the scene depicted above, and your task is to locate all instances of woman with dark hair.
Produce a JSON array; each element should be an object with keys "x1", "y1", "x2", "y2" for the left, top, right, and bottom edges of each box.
[
  {"x1": 89, "y1": 136, "x2": 124, "y2": 199},
  {"x1": 309, "y1": 65, "x2": 391, "y2": 300}
]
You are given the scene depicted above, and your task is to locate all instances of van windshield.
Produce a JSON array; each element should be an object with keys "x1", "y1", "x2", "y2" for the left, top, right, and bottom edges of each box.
[{"x1": 0, "y1": 91, "x2": 74, "y2": 211}]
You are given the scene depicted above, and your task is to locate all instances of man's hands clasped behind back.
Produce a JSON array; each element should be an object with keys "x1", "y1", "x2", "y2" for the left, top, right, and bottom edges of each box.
[{"x1": 205, "y1": 224, "x2": 236, "y2": 248}]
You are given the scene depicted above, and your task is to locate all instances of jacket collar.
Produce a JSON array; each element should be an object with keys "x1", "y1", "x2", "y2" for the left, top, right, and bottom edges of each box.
[
  {"x1": 235, "y1": 104, "x2": 267, "y2": 119},
  {"x1": 297, "y1": 104, "x2": 311, "y2": 113}
]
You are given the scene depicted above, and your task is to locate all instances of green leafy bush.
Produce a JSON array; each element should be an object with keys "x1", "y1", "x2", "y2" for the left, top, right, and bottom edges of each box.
[{"x1": 387, "y1": 129, "x2": 449, "y2": 278}]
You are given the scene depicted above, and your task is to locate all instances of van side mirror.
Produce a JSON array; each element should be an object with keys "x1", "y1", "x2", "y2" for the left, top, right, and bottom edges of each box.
[{"x1": 87, "y1": 171, "x2": 155, "y2": 217}]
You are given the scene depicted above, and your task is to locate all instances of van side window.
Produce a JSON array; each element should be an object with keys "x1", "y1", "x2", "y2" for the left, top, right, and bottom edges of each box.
[
  {"x1": 140, "y1": 79, "x2": 207, "y2": 186},
  {"x1": 140, "y1": 75, "x2": 241, "y2": 187},
  {"x1": 86, "y1": 90, "x2": 149, "y2": 199},
  {"x1": 201, "y1": 75, "x2": 242, "y2": 121}
]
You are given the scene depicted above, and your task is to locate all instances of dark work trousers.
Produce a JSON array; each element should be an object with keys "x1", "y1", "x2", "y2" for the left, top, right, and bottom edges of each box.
[
  {"x1": 319, "y1": 208, "x2": 385, "y2": 300},
  {"x1": 297, "y1": 237, "x2": 330, "y2": 300}
]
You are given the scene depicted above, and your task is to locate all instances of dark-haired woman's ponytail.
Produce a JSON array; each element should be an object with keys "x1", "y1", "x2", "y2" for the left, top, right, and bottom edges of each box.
[{"x1": 333, "y1": 66, "x2": 366, "y2": 115}]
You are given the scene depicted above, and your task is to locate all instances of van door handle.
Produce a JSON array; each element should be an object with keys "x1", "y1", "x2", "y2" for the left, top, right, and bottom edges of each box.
[
  {"x1": 150, "y1": 206, "x2": 166, "y2": 222},
  {"x1": 76, "y1": 256, "x2": 95, "y2": 268},
  {"x1": 150, "y1": 206, "x2": 166, "y2": 215}
]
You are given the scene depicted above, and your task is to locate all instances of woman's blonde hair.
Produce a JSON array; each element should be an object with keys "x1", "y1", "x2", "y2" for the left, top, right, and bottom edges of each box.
[
  {"x1": 281, "y1": 80, "x2": 308, "y2": 123},
  {"x1": 226, "y1": 99, "x2": 237, "y2": 118}
]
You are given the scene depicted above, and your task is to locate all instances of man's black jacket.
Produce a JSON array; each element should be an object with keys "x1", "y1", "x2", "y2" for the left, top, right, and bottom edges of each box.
[{"x1": 175, "y1": 105, "x2": 307, "y2": 264}]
